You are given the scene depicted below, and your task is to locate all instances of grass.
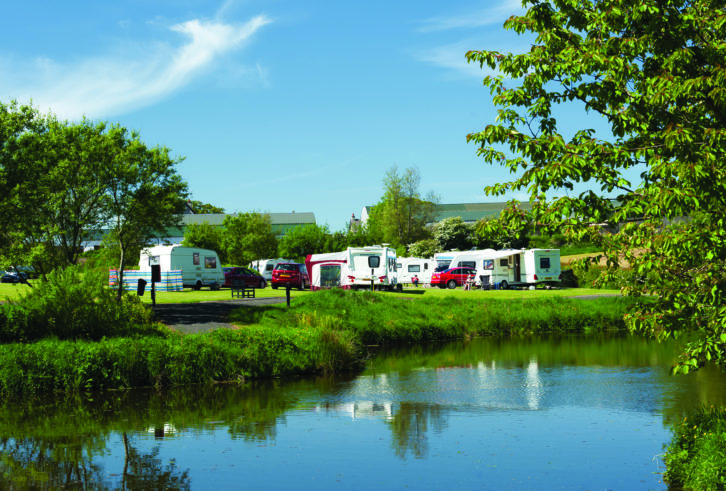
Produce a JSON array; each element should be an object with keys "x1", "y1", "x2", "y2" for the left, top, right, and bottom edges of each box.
[
  {"x1": 1, "y1": 281, "x2": 620, "y2": 304},
  {"x1": 0, "y1": 289, "x2": 630, "y2": 396},
  {"x1": 664, "y1": 405, "x2": 726, "y2": 489}
]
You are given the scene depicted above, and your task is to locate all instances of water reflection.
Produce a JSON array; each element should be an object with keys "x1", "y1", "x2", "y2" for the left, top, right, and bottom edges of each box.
[{"x1": 1, "y1": 333, "x2": 725, "y2": 489}]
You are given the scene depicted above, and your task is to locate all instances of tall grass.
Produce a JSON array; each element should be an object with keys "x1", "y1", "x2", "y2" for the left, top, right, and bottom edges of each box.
[
  {"x1": 231, "y1": 288, "x2": 631, "y2": 346},
  {"x1": 664, "y1": 405, "x2": 726, "y2": 489},
  {"x1": 0, "y1": 289, "x2": 629, "y2": 396},
  {"x1": 0, "y1": 266, "x2": 162, "y2": 343}
]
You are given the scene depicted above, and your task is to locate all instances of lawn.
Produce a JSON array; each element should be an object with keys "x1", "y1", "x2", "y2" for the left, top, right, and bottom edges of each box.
[{"x1": 1, "y1": 281, "x2": 621, "y2": 304}]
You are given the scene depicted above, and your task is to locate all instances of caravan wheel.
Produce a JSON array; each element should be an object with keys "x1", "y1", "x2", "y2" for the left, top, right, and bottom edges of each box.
[
  {"x1": 193, "y1": 281, "x2": 202, "y2": 291},
  {"x1": 500, "y1": 280, "x2": 509, "y2": 290}
]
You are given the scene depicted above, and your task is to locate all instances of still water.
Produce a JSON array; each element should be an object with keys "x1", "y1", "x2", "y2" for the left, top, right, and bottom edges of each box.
[{"x1": 2, "y1": 333, "x2": 726, "y2": 490}]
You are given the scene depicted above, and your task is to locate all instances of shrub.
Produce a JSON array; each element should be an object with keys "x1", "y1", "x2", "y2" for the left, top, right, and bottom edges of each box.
[
  {"x1": 0, "y1": 266, "x2": 161, "y2": 343},
  {"x1": 664, "y1": 405, "x2": 726, "y2": 489}
]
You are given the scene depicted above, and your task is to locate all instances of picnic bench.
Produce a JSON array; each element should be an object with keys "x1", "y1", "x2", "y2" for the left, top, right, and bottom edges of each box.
[{"x1": 231, "y1": 279, "x2": 255, "y2": 298}]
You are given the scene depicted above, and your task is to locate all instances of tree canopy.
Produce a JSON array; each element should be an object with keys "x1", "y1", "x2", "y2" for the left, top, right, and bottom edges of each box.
[
  {"x1": 222, "y1": 212, "x2": 278, "y2": 266},
  {"x1": 0, "y1": 101, "x2": 188, "y2": 295},
  {"x1": 466, "y1": 0, "x2": 726, "y2": 372}
]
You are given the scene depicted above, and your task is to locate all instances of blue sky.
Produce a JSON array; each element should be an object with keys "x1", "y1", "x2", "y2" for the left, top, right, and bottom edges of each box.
[{"x1": 2, "y1": 0, "x2": 550, "y2": 231}]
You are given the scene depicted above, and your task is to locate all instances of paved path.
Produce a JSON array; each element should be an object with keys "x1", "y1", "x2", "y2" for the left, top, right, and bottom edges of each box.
[{"x1": 151, "y1": 297, "x2": 287, "y2": 334}]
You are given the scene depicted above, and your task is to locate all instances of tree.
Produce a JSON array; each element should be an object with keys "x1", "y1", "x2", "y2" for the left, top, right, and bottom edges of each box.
[
  {"x1": 278, "y1": 224, "x2": 329, "y2": 261},
  {"x1": 182, "y1": 222, "x2": 225, "y2": 262},
  {"x1": 187, "y1": 200, "x2": 224, "y2": 214},
  {"x1": 433, "y1": 217, "x2": 475, "y2": 251},
  {"x1": 0, "y1": 101, "x2": 51, "y2": 277},
  {"x1": 372, "y1": 166, "x2": 437, "y2": 247},
  {"x1": 106, "y1": 128, "x2": 188, "y2": 300},
  {"x1": 222, "y1": 212, "x2": 277, "y2": 266},
  {"x1": 466, "y1": 0, "x2": 726, "y2": 373},
  {"x1": 407, "y1": 239, "x2": 440, "y2": 259}
]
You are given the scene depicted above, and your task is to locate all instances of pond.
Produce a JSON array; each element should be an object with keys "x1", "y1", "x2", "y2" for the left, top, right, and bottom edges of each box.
[{"x1": 2, "y1": 333, "x2": 725, "y2": 489}]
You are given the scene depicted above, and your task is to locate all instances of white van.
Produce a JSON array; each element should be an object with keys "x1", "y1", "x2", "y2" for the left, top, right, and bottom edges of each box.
[
  {"x1": 249, "y1": 258, "x2": 295, "y2": 281},
  {"x1": 396, "y1": 257, "x2": 433, "y2": 285},
  {"x1": 140, "y1": 245, "x2": 224, "y2": 290},
  {"x1": 346, "y1": 245, "x2": 400, "y2": 291}
]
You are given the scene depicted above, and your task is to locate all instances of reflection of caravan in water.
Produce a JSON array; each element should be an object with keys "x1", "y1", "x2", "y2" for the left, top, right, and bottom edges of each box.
[
  {"x1": 436, "y1": 249, "x2": 561, "y2": 289},
  {"x1": 346, "y1": 245, "x2": 401, "y2": 291},
  {"x1": 139, "y1": 245, "x2": 224, "y2": 290},
  {"x1": 396, "y1": 257, "x2": 433, "y2": 285}
]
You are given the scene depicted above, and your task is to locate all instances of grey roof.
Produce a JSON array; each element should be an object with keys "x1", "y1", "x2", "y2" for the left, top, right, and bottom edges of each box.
[{"x1": 180, "y1": 212, "x2": 316, "y2": 227}]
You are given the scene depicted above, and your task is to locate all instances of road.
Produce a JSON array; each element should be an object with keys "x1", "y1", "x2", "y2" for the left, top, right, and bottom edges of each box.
[{"x1": 151, "y1": 297, "x2": 287, "y2": 334}]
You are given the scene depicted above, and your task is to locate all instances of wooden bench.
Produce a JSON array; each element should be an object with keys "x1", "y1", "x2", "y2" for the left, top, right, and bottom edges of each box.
[{"x1": 231, "y1": 279, "x2": 255, "y2": 298}]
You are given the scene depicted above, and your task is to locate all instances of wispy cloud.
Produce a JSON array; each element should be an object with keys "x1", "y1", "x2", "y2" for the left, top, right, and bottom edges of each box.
[
  {"x1": 412, "y1": 40, "x2": 497, "y2": 79},
  {"x1": 1, "y1": 14, "x2": 272, "y2": 120},
  {"x1": 416, "y1": 0, "x2": 523, "y2": 32}
]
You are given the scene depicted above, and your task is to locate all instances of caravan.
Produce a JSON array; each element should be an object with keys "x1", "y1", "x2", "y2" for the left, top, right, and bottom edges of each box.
[
  {"x1": 249, "y1": 258, "x2": 295, "y2": 281},
  {"x1": 346, "y1": 245, "x2": 401, "y2": 291},
  {"x1": 305, "y1": 251, "x2": 349, "y2": 290},
  {"x1": 438, "y1": 248, "x2": 562, "y2": 289},
  {"x1": 396, "y1": 257, "x2": 433, "y2": 285},
  {"x1": 139, "y1": 245, "x2": 224, "y2": 290}
]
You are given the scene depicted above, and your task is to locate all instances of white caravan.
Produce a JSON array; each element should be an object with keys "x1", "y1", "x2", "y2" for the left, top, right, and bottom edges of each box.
[
  {"x1": 396, "y1": 257, "x2": 433, "y2": 285},
  {"x1": 139, "y1": 245, "x2": 224, "y2": 290},
  {"x1": 305, "y1": 251, "x2": 349, "y2": 290},
  {"x1": 346, "y1": 245, "x2": 401, "y2": 291},
  {"x1": 440, "y1": 248, "x2": 561, "y2": 289},
  {"x1": 249, "y1": 258, "x2": 295, "y2": 281}
]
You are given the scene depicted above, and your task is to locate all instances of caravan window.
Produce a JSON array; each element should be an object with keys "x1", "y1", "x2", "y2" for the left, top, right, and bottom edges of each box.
[
  {"x1": 204, "y1": 256, "x2": 217, "y2": 269},
  {"x1": 424, "y1": 263, "x2": 428, "y2": 270},
  {"x1": 482, "y1": 259, "x2": 494, "y2": 270},
  {"x1": 396, "y1": 262, "x2": 402, "y2": 269},
  {"x1": 408, "y1": 265, "x2": 421, "y2": 273},
  {"x1": 193, "y1": 253, "x2": 200, "y2": 265},
  {"x1": 540, "y1": 257, "x2": 551, "y2": 269},
  {"x1": 458, "y1": 261, "x2": 476, "y2": 269},
  {"x1": 266, "y1": 263, "x2": 275, "y2": 272},
  {"x1": 500, "y1": 258, "x2": 509, "y2": 267}
]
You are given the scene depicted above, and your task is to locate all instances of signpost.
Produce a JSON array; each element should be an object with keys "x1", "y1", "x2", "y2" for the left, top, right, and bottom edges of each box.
[
  {"x1": 149, "y1": 256, "x2": 160, "y2": 306},
  {"x1": 368, "y1": 255, "x2": 380, "y2": 291}
]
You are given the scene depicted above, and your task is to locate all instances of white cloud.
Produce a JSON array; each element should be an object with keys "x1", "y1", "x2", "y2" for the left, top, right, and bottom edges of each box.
[
  {"x1": 1, "y1": 14, "x2": 272, "y2": 120},
  {"x1": 412, "y1": 41, "x2": 498, "y2": 79},
  {"x1": 417, "y1": 0, "x2": 523, "y2": 32}
]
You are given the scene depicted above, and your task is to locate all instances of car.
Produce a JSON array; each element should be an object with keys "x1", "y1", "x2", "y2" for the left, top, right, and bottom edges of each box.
[
  {"x1": 430, "y1": 266, "x2": 477, "y2": 289},
  {"x1": 271, "y1": 262, "x2": 309, "y2": 290},
  {"x1": 223, "y1": 267, "x2": 267, "y2": 289},
  {"x1": 1, "y1": 271, "x2": 26, "y2": 283}
]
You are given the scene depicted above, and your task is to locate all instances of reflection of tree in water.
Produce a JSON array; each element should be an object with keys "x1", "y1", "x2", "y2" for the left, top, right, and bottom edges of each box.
[
  {"x1": 0, "y1": 433, "x2": 191, "y2": 489},
  {"x1": 121, "y1": 432, "x2": 191, "y2": 490},
  {"x1": 387, "y1": 402, "x2": 447, "y2": 459},
  {"x1": 0, "y1": 436, "x2": 109, "y2": 488}
]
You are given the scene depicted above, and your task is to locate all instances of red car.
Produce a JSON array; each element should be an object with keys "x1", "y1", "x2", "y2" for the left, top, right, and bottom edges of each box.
[
  {"x1": 271, "y1": 262, "x2": 309, "y2": 290},
  {"x1": 430, "y1": 267, "x2": 476, "y2": 289},
  {"x1": 223, "y1": 267, "x2": 267, "y2": 289}
]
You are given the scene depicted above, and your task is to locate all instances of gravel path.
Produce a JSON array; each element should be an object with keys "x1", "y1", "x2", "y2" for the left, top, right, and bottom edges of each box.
[{"x1": 151, "y1": 297, "x2": 287, "y2": 334}]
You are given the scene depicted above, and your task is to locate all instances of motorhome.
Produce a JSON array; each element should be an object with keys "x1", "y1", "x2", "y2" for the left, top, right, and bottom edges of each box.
[
  {"x1": 396, "y1": 257, "x2": 433, "y2": 285},
  {"x1": 139, "y1": 245, "x2": 224, "y2": 290},
  {"x1": 346, "y1": 245, "x2": 401, "y2": 291},
  {"x1": 249, "y1": 258, "x2": 295, "y2": 281},
  {"x1": 440, "y1": 248, "x2": 561, "y2": 289}
]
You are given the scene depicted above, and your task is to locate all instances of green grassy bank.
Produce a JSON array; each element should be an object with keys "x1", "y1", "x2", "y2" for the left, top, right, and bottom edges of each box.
[
  {"x1": 663, "y1": 405, "x2": 726, "y2": 489},
  {"x1": 0, "y1": 288, "x2": 631, "y2": 396}
]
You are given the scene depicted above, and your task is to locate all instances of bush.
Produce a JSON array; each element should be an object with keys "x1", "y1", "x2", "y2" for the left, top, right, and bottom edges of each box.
[
  {"x1": 664, "y1": 405, "x2": 726, "y2": 489},
  {"x1": 0, "y1": 266, "x2": 160, "y2": 343}
]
